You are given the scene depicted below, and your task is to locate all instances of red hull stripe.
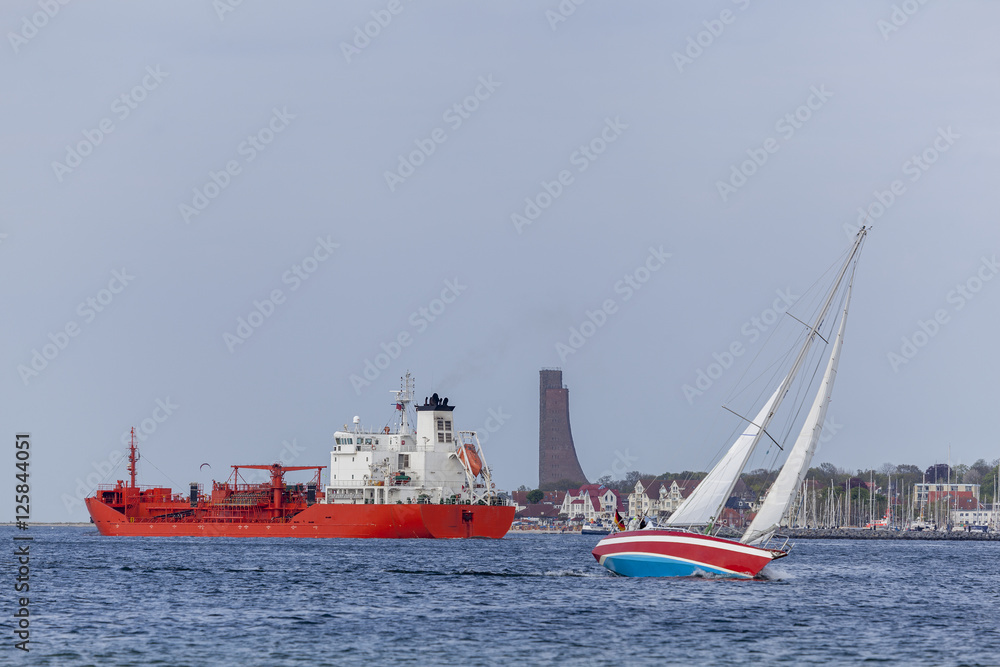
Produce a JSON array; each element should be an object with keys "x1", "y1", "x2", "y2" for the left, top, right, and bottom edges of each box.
[{"x1": 597, "y1": 531, "x2": 771, "y2": 558}]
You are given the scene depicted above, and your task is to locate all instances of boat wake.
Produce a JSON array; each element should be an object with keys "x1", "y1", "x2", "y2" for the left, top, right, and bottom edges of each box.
[
  {"x1": 756, "y1": 564, "x2": 791, "y2": 581},
  {"x1": 383, "y1": 567, "x2": 601, "y2": 578}
]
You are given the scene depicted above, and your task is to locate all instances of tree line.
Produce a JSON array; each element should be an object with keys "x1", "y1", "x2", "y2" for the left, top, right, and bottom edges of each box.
[{"x1": 517, "y1": 459, "x2": 1000, "y2": 504}]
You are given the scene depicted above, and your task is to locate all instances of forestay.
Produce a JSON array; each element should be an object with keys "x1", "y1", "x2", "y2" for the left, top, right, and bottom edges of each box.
[{"x1": 741, "y1": 286, "x2": 852, "y2": 545}]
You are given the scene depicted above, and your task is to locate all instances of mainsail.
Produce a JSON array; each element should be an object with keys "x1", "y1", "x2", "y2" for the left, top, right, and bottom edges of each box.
[
  {"x1": 665, "y1": 385, "x2": 782, "y2": 527},
  {"x1": 666, "y1": 227, "x2": 867, "y2": 531},
  {"x1": 741, "y1": 285, "x2": 852, "y2": 545}
]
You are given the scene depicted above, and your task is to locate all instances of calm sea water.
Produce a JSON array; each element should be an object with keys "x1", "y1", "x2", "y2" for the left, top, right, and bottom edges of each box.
[{"x1": 9, "y1": 527, "x2": 1000, "y2": 666}]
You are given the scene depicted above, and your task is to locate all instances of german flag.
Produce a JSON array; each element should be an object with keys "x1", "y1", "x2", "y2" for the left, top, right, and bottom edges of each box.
[{"x1": 613, "y1": 511, "x2": 627, "y2": 532}]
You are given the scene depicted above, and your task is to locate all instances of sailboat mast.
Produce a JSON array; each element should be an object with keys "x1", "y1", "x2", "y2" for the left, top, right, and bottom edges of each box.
[
  {"x1": 728, "y1": 229, "x2": 868, "y2": 528},
  {"x1": 717, "y1": 229, "x2": 868, "y2": 529},
  {"x1": 846, "y1": 479, "x2": 850, "y2": 528},
  {"x1": 743, "y1": 227, "x2": 867, "y2": 454},
  {"x1": 870, "y1": 470, "x2": 874, "y2": 528}
]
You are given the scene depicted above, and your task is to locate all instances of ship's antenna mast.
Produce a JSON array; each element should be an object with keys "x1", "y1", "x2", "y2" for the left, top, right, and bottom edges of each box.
[
  {"x1": 127, "y1": 426, "x2": 138, "y2": 488},
  {"x1": 392, "y1": 371, "x2": 415, "y2": 435}
]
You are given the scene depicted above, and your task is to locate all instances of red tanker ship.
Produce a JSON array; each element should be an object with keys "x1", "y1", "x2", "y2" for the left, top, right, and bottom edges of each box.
[{"x1": 86, "y1": 374, "x2": 514, "y2": 538}]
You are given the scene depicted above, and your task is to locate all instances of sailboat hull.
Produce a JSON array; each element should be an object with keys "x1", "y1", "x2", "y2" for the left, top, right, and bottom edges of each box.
[{"x1": 592, "y1": 530, "x2": 784, "y2": 579}]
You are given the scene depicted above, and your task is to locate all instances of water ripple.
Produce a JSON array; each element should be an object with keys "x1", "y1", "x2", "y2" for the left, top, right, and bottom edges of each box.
[{"x1": 10, "y1": 528, "x2": 1000, "y2": 666}]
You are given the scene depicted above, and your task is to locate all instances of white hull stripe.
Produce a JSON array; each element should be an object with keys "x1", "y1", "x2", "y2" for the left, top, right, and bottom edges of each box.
[
  {"x1": 598, "y1": 551, "x2": 749, "y2": 578},
  {"x1": 597, "y1": 533, "x2": 773, "y2": 559}
]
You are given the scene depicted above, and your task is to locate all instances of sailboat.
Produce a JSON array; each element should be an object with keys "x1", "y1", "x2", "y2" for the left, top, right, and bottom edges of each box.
[{"x1": 592, "y1": 227, "x2": 868, "y2": 578}]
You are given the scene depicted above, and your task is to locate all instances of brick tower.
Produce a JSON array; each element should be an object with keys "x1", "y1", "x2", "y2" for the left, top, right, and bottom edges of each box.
[{"x1": 538, "y1": 369, "x2": 589, "y2": 489}]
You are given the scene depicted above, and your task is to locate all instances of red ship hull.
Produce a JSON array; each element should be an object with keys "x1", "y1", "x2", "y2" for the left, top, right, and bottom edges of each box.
[{"x1": 86, "y1": 497, "x2": 514, "y2": 539}]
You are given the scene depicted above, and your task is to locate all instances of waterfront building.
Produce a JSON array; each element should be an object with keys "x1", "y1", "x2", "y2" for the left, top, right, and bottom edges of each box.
[
  {"x1": 913, "y1": 483, "x2": 980, "y2": 509},
  {"x1": 951, "y1": 503, "x2": 998, "y2": 528},
  {"x1": 559, "y1": 485, "x2": 623, "y2": 522},
  {"x1": 511, "y1": 489, "x2": 565, "y2": 512},
  {"x1": 628, "y1": 480, "x2": 699, "y2": 518}
]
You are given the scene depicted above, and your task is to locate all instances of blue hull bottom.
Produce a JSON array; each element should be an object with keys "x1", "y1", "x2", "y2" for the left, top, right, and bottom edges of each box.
[{"x1": 599, "y1": 553, "x2": 752, "y2": 579}]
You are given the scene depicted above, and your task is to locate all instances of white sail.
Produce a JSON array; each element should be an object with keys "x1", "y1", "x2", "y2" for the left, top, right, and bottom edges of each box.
[
  {"x1": 665, "y1": 385, "x2": 783, "y2": 528},
  {"x1": 741, "y1": 286, "x2": 852, "y2": 545}
]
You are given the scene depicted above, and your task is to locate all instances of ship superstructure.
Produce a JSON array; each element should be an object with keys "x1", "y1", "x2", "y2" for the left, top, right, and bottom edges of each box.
[{"x1": 326, "y1": 374, "x2": 498, "y2": 507}]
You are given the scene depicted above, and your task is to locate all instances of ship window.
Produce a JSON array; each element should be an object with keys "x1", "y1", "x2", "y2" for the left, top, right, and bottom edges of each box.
[
  {"x1": 445, "y1": 420, "x2": 452, "y2": 431},
  {"x1": 437, "y1": 418, "x2": 444, "y2": 430},
  {"x1": 335, "y1": 438, "x2": 341, "y2": 445},
  {"x1": 400, "y1": 454, "x2": 409, "y2": 467},
  {"x1": 366, "y1": 438, "x2": 372, "y2": 445},
  {"x1": 445, "y1": 433, "x2": 452, "y2": 443},
  {"x1": 437, "y1": 432, "x2": 444, "y2": 443}
]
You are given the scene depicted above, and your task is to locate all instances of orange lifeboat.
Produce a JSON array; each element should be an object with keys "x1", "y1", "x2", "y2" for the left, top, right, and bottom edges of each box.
[{"x1": 457, "y1": 444, "x2": 482, "y2": 477}]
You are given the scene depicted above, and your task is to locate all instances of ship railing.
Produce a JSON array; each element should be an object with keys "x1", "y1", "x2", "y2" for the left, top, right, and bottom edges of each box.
[
  {"x1": 217, "y1": 490, "x2": 270, "y2": 506},
  {"x1": 214, "y1": 482, "x2": 271, "y2": 493},
  {"x1": 95, "y1": 483, "x2": 172, "y2": 492},
  {"x1": 328, "y1": 492, "x2": 365, "y2": 503},
  {"x1": 327, "y1": 480, "x2": 373, "y2": 488},
  {"x1": 760, "y1": 533, "x2": 792, "y2": 554}
]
